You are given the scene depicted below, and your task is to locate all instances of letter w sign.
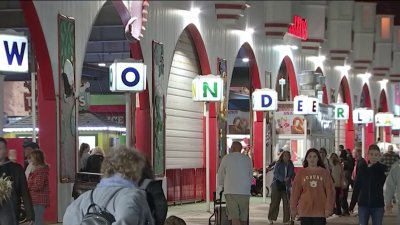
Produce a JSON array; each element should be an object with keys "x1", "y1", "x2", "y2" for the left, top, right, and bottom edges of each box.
[{"x1": 0, "y1": 34, "x2": 29, "y2": 73}]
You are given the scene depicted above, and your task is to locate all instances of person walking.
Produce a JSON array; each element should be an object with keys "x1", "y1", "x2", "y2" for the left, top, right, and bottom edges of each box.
[
  {"x1": 329, "y1": 153, "x2": 345, "y2": 216},
  {"x1": 63, "y1": 146, "x2": 154, "y2": 225},
  {"x1": 0, "y1": 137, "x2": 34, "y2": 225},
  {"x1": 78, "y1": 143, "x2": 90, "y2": 171},
  {"x1": 83, "y1": 147, "x2": 104, "y2": 182},
  {"x1": 23, "y1": 141, "x2": 40, "y2": 178},
  {"x1": 27, "y1": 150, "x2": 49, "y2": 225},
  {"x1": 290, "y1": 148, "x2": 335, "y2": 225},
  {"x1": 379, "y1": 145, "x2": 399, "y2": 176},
  {"x1": 339, "y1": 149, "x2": 353, "y2": 216},
  {"x1": 352, "y1": 148, "x2": 367, "y2": 183},
  {"x1": 217, "y1": 141, "x2": 253, "y2": 225},
  {"x1": 384, "y1": 160, "x2": 400, "y2": 224},
  {"x1": 268, "y1": 150, "x2": 295, "y2": 224},
  {"x1": 319, "y1": 148, "x2": 331, "y2": 172},
  {"x1": 349, "y1": 144, "x2": 387, "y2": 225}
]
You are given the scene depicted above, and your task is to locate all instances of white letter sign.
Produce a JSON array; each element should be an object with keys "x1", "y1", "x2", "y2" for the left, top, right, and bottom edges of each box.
[
  {"x1": 333, "y1": 103, "x2": 349, "y2": 120},
  {"x1": 109, "y1": 60, "x2": 147, "y2": 92},
  {"x1": 252, "y1": 88, "x2": 278, "y2": 111},
  {"x1": 375, "y1": 112, "x2": 394, "y2": 127},
  {"x1": 192, "y1": 75, "x2": 223, "y2": 102},
  {"x1": 293, "y1": 95, "x2": 319, "y2": 115},
  {"x1": 0, "y1": 33, "x2": 28, "y2": 73},
  {"x1": 353, "y1": 108, "x2": 374, "y2": 124},
  {"x1": 392, "y1": 117, "x2": 400, "y2": 130}
]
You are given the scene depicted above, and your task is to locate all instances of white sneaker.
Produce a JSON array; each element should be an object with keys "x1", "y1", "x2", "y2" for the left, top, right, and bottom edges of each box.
[{"x1": 268, "y1": 220, "x2": 273, "y2": 224}]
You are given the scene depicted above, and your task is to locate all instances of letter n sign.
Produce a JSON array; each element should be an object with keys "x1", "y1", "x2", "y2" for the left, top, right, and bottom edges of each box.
[
  {"x1": 0, "y1": 34, "x2": 28, "y2": 73},
  {"x1": 252, "y1": 88, "x2": 278, "y2": 111},
  {"x1": 192, "y1": 75, "x2": 223, "y2": 102}
]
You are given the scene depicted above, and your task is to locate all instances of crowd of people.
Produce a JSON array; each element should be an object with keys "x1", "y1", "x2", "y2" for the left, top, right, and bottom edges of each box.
[{"x1": 218, "y1": 141, "x2": 400, "y2": 225}]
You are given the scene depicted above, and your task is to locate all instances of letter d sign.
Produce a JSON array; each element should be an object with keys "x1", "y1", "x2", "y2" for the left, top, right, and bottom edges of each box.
[{"x1": 252, "y1": 89, "x2": 277, "y2": 111}]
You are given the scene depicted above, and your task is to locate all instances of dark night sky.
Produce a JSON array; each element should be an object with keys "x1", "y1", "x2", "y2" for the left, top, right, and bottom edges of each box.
[{"x1": 357, "y1": 0, "x2": 400, "y2": 25}]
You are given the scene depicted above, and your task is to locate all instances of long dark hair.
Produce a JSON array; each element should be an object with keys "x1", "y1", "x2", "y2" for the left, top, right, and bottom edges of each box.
[
  {"x1": 79, "y1": 143, "x2": 90, "y2": 158},
  {"x1": 303, "y1": 148, "x2": 325, "y2": 168},
  {"x1": 278, "y1": 151, "x2": 292, "y2": 163}
]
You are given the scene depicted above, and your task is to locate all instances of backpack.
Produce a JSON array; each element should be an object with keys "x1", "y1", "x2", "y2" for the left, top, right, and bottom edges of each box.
[
  {"x1": 141, "y1": 179, "x2": 168, "y2": 225},
  {"x1": 80, "y1": 188, "x2": 123, "y2": 225}
]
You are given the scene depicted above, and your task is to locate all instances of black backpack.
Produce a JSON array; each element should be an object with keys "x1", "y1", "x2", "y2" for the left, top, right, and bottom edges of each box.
[
  {"x1": 80, "y1": 188, "x2": 123, "y2": 225},
  {"x1": 141, "y1": 179, "x2": 168, "y2": 225}
]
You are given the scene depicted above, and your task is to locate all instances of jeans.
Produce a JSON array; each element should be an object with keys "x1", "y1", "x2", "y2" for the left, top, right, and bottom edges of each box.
[
  {"x1": 300, "y1": 217, "x2": 326, "y2": 225},
  {"x1": 268, "y1": 185, "x2": 290, "y2": 223},
  {"x1": 358, "y1": 207, "x2": 384, "y2": 225},
  {"x1": 33, "y1": 205, "x2": 45, "y2": 225}
]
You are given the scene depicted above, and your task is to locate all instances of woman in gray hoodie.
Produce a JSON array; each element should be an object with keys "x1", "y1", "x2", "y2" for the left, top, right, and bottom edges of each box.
[
  {"x1": 63, "y1": 146, "x2": 154, "y2": 225},
  {"x1": 384, "y1": 161, "x2": 400, "y2": 224}
]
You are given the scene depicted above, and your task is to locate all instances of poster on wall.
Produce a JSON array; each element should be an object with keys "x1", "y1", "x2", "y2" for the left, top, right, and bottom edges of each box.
[
  {"x1": 152, "y1": 41, "x2": 165, "y2": 177},
  {"x1": 228, "y1": 110, "x2": 251, "y2": 134},
  {"x1": 217, "y1": 58, "x2": 228, "y2": 158},
  {"x1": 58, "y1": 14, "x2": 77, "y2": 183},
  {"x1": 275, "y1": 103, "x2": 305, "y2": 135}
]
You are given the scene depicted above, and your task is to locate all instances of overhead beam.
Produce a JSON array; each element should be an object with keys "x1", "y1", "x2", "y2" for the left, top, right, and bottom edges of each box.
[{"x1": 85, "y1": 51, "x2": 130, "y2": 55}]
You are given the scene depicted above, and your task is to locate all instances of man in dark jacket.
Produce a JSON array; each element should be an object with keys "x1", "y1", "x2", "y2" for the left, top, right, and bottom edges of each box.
[
  {"x1": 0, "y1": 137, "x2": 34, "y2": 225},
  {"x1": 351, "y1": 148, "x2": 367, "y2": 182},
  {"x1": 349, "y1": 144, "x2": 387, "y2": 225}
]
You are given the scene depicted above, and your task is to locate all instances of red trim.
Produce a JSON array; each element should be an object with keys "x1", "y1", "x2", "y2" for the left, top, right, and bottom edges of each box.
[
  {"x1": 373, "y1": 74, "x2": 386, "y2": 77},
  {"x1": 113, "y1": 0, "x2": 151, "y2": 160},
  {"x1": 330, "y1": 50, "x2": 351, "y2": 54},
  {"x1": 264, "y1": 23, "x2": 289, "y2": 28},
  {"x1": 302, "y1": 46, "x2": 319, "y2": 50},
  {"x1": 373, "y1": 67, "x2": 390, "y2": 71},
  {"x1": 20, "y1": 1, "x2": 57, "y2": 222},
  {"x1": 322, "y1": 85, "x2": 329, "y2": 104},
  {"x1": 302, "y1": 38, "x2": 324, "y2": 43},
  {"x1": 353, "y1": 60, "x2": 372, "y2": 64},
  {"x1": 390, "y1": 74, "x2": 400, "y2": 77},
  {"x1": 379, "y1": 90, "x2": 390, "y2": 142},
  {"x1": 340, "y1": 77, "x2": 354, "y2": 150},
  {"x1": 215, "y1": 3, "x2": 247, "y2": 10},
  {"x1": 265, "y1": 31, "x2": 286, "y2": 37},
  {"x1": 185, "y1": 24, "x2": 215, "y2": 199},
  {"x1": 354, "y1": 66, "x2": 368, "y2": 70},
  {"x1": 283, "y1": 56, "x2": 299, "y2": 98},
  {"x1": 361, "y1": 84, "x2": 374, "y2": 159},
  {"x1": 217, "y1": 14, "x2": 241, "y2": 20},
  {"x1": 330, "y1": 57, "x2": 346, "y2": 60}
]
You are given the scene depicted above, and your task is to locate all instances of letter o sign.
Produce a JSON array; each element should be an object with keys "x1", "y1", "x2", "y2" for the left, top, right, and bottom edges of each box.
[{"x1": 121, "y1": 67, "x2": 140, "y2": 87}]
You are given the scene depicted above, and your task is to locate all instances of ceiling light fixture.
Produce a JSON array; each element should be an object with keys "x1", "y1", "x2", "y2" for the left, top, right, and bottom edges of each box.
[
  {"x1": 242, "y1": 58, "x2": 249, "y2": 62},
  {"x1": 190, "y1": 7, "x2": 201, "y2": 15},
  {"x1": 98, "y1": 63, "x2": 106, "y2": 67}
]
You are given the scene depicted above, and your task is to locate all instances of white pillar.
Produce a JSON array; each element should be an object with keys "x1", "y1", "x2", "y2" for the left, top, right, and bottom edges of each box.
[
  {"x1": 205, "y1": 102, "x2": 210, "y2": 212},
  {"x1": 125, "y1": 93, "x2": 131, "y2": 147},
  {"x1": 262, "y1": 112, "x2": 267, "y2": 203},
  {"x1": 0, "y1": 76, "x2": 4, "y2": 137}
]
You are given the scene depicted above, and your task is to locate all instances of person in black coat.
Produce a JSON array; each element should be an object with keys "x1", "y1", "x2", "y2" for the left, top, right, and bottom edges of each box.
[
  {"x1": 0, "y1": 137, "x2": 34, "y2": 225},
  {"x1": 349, "y1": 144, "x2": 387, "y2": 225},
  {"x1": 83, "y1": 147, "x2": 104, "y2": 182}
]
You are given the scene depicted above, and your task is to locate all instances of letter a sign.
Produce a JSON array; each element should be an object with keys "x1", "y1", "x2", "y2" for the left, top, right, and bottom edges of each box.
[
  {"x1": 252, "y1": 88, "x2": 278, "y2": 111},
  {"x1": 192, "y1": 75, "x2": 223, "y2": 102},
  {"x1": 0, "y1": 33, "x2": 28, "y2": 73}
]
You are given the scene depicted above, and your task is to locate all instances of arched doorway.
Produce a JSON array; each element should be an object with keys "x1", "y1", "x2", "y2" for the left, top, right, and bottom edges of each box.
[
  {"x1": 378, "y1": 89, "x2": 391, "y2": 143},
  {"x1": 165, "y1": 24, "x2": 214, "y2": 203},
  {"x1": 275, "y1": 56, "x2": 298, "y2": 101},
  {"x1": 336, "y1": 77, "x2": 354, "y2": 150},
  {"x1": 358, "y1": 84, "x2": 374, "y2": 156},
  {"x1": 227, "y1": 43, "x2": 262, "y2": 168}
]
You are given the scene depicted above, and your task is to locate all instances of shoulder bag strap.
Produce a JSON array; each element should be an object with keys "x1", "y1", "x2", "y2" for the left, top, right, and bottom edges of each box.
[{"x1": 86, "y1": 187, "x2": 125, "y2": 214}]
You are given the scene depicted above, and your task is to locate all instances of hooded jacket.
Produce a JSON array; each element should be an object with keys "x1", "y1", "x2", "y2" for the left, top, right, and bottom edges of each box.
[{"x1": 384, "y1": 161, "x2": 400, "y2": 206}]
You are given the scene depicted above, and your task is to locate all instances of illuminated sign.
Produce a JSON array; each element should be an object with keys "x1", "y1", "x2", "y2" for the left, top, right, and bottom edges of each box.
[
  {"x1": 109, "y1": 60, "x2": 147, "y2": 92},
  {"x1": 392, "y1": 117, "x2": 400, "y2": 130},
  {"x1": 252, "y1": 88, "x2": 278, "y2": 111},
  {"x1": 332, "y1": 103, "x2": 349, "y2": 120},
  {"x1": 375, "y1": 112, "x2": 394, "y2": 127},
  {"x1": 0, "y1": 33, "x2": 28, "y2": 73},
  {"x1": 288, "y1": 15, "x2": 308, "y2": 40},
  {"x1": 293, "y1": 95, "x2": 319, "y2": 115},
  {"x1": 192, "y1": 75, "x2": 223, "y2": 102},
  {"x1": 353, "y1": 108, "x2": 374, "y2": 124}
]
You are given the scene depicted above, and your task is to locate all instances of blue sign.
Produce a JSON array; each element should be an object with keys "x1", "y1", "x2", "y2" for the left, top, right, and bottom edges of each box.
[{"x1": 121, "y1": 67, "x2": 140, "y2": 87}]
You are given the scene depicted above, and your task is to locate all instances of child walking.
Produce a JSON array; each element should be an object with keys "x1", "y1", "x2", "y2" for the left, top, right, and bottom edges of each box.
[
  {"x1": 349, "y1": 144, "x2": 387, "y2": 225},
  {"x1": 290, "y1": 148, "x2": 335, "y2": 225}
]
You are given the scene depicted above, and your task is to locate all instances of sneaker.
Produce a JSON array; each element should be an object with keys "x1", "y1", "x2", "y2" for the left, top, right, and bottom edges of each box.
[{"x1": 268, "y1": 220, "x2": 273, "y2": 224}]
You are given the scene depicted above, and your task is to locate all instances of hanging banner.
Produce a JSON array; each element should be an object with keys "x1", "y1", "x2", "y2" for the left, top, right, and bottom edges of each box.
[
  {"x1": 275, "y1": 103, "x2": 305, "y2": 135},
  {"x1": 58, "y1": 14, "x2": 76, "y2": 183},
  {"x1": 152, "y1": 41, "x2": 165, "y2": 177},
  {"x1": 228, "y1": 110, "x2": 251, "y2": 134},
  {"x1": 353, "y1": 108, "x2": 374, "y2": 124},
  {"x1": 217, "y1": 58, "x2": 228, "y2": 158},
  {"x1": 375, "y1": 112, "x2": 394, "y2": 127}
]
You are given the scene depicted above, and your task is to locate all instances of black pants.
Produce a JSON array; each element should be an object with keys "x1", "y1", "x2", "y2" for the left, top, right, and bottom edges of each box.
[
  {"x1": 340, "y1": 188, "x2": 349, "y2": 212},
  {"x1": 300, "y1": 217, "x2": 326, "y2": 225},
  {"x1": 334, "y1": 187, "x2": 342, "y2": 215}
]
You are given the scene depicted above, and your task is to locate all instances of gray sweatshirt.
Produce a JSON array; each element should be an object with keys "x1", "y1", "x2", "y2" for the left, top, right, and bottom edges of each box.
[
  {"x1": 63, "y1": 186, "x2": 154, "y2": 225},
  {"x1": 384, "y1": 161, "x2": 400, "y2": 206}
]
